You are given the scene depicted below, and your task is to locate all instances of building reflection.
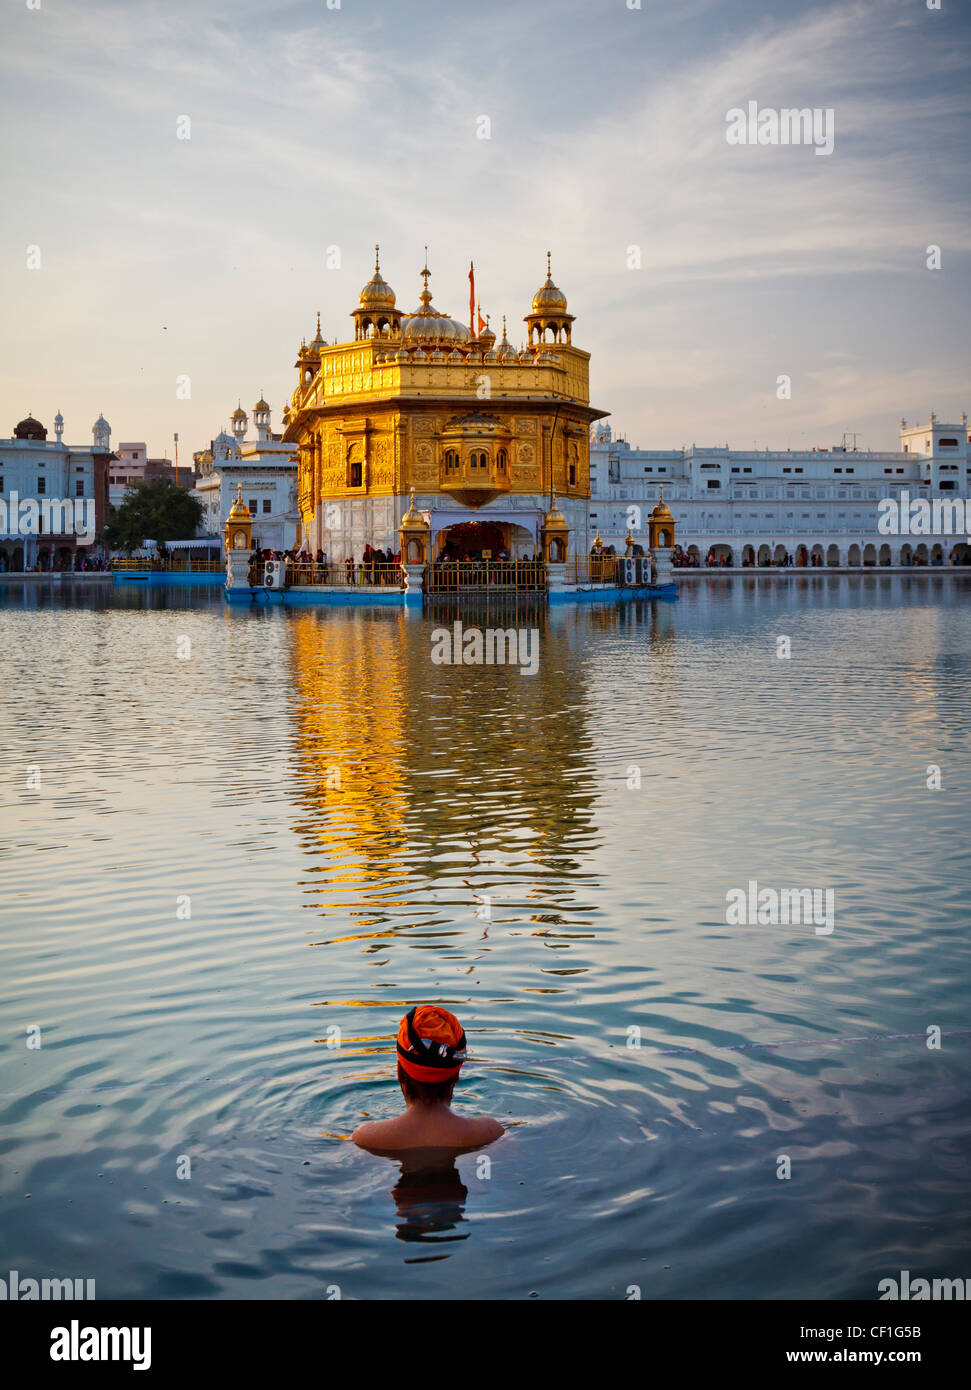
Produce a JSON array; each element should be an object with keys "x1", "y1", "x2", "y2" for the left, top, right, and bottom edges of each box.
[
  {"x1": 288, "y1": 608, "x2": 412, "y2": 923},
  {"x1": 285, "y1": 604, "x2": 604, "y2": 933}
]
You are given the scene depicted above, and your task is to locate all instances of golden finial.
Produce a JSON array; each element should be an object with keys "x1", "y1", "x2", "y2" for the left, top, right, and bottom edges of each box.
[
  {"x1": 375, "y1": 243, "x2": 380, "y2": 271},
  {"x1": 546, "y1": 250, "x2": 552, "y2": 278},
  {"x1": 236, "y1": 482, "x2": 243, "y2": 502},
  {"x1": 316, "y1": 311, "x2": 321, "y2": 333},
  {"x1": 659, "y1": 484, "x2": 664, "y2": 503},
  {"x1": 401, "y1": 487, "x2": 424, "y2": 525}
]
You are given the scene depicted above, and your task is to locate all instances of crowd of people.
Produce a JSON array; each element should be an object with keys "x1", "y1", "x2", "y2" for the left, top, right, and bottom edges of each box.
[
  {"x1": 436, "y1": 545, "x2": 535, "y2": 563},
  {"x1": 427, "y1": 550, "x2": 546, "y2": 590},
  {"x1": 250, "y1": 545, "x2": 402, "y2": 587}
]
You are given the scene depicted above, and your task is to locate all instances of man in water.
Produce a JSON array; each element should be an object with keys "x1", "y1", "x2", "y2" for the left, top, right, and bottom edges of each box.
[{"x1": 352, "y1": 1005, "x2": 503, "y2": 1153}]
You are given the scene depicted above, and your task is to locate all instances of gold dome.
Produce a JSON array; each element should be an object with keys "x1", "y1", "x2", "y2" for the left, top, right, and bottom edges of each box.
[
  {"x1": 359, "y1": 245, "x2": 396, "y2": 309},
  {"x1": 650, "y1": 486, "x2": 673, "y2": 521},
  {"x1": 544, "y1": 490, "x2": 567, "y2": 526},
  {"x1": 400, "y1": 263, "x2": 471, "y2": 347},
  {"x1": 253, "y1": 394, "x2": 270, "y2": 413},
  {"x1": 308, "y1": 311, "x2": 327, "y2": 353},
  {"x1": 531, "y1": 251, "x2": 568, "y2": 313},
  {"x1": 231, "y1": 402, "x2": 247, "y2": 421},
  {"x1": 496, "y1": 315, "x2": 517, "y2": 362},
  {"x1": 227, "y1": 483, "x2": 251, "y2": 521},
  {"x1": 400, "y1": 489, "x2": 427, "y2": 528}
]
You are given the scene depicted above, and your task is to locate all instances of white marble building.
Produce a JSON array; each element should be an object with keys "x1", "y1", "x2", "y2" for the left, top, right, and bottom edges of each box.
[
  {"x1": 588, "y1": 413, "x2": 971, "y2": 566},
  {"x1": 0, "y1": 412, "x2": 111, "y2": 569},
  {"x1": 192, "y1": 398, "x2": 299, "y2": 553}
]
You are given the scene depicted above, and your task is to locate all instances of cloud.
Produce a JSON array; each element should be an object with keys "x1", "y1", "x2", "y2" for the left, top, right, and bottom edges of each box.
[{"x1": 0, "y1": 0, "x2": 967, "y2": 452}]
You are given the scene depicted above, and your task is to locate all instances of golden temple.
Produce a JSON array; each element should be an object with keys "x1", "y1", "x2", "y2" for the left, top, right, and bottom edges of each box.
[{"x1": 282, "y1": 249, "x2": 608, "y2": 562}]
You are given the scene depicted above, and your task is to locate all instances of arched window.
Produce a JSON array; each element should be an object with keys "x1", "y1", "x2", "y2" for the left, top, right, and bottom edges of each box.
[{"x1": 497, "y1": 450, "x2": 506, "y2": 473}]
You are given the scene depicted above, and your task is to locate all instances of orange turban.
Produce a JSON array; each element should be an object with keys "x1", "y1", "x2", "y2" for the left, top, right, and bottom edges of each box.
[{"x1": 397, "y1": 1005, "x2": 467, "y2": 1083}]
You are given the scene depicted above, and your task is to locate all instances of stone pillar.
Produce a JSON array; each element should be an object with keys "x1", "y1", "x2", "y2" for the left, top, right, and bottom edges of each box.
[
  {"x1": 653, "y1": 546, "x2": 674, "y2": 586},
  {"x1": 226, "y1": 547, "x2": 254, "y2": 592},
  {"x1": 401, "y1": 562, "x2": 424, "y2": 605},
  {"x1": 546, "y1": 561, "x2": 572, "y2": 594}
]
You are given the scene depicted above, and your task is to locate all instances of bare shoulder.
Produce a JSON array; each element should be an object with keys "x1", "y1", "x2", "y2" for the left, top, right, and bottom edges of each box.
[
  {"x1": 352, "y1": 1118, "x2": 399, "y2": 1149},
  {"x1": 464, "y1": 1115, "x2": 504, "y2": 1145}
]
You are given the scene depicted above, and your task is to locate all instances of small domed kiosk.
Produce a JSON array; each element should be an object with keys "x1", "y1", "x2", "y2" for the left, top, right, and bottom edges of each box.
[
  {"x1": 398, "y1": 490, "x2": 430, "y2": 603},
  {"x1": 541, "y1": 491, "x2": 570, "y2": 564},
  {"x1": 224, "y1": 485, "x2": 255, "y2": 594},
  {"x1": 225, "y1": 483, "x2": 253, "y2": 552},
  {"x1": 648, "y1": 487, "x2": 676, "y2": 586},
  {"x1": 541, "y1": 491, "x2": 571, "y2": 591}
]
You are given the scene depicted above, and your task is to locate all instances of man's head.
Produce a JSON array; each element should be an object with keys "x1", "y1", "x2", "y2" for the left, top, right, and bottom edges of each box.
[{"x1": 396, "y1": 1005, "x2": 467, "y2": 1106}]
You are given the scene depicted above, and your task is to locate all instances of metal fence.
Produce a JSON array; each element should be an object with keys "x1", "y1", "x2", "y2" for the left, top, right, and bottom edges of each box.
[
  {"x1": 277, "y1": 561, "x2": 403, "y2": 589},
  {"x1": 571, "y1": 555, "x2": 619, "y2": 585},
  {"x1": 425, "y1": 559, "x2": 547, "y2": 594}
]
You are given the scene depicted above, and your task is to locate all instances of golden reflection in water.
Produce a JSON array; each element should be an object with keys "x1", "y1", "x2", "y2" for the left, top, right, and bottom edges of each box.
[
  {"x1": 288, "y1": 609, "x2": 411, "y2": 923},
  {"x1": 285, "y1": 604, "x2": 607, "y2": 930}
]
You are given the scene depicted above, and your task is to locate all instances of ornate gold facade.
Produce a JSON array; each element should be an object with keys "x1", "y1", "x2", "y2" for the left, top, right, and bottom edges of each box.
[{"x1": 281, "y1": 249, "x2": 607, "y2": 559}]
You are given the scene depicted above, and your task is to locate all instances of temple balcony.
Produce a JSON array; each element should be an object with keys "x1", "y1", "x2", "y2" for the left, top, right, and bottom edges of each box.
[{"x1": 438, "y1": 460, "x2": 512, "y2": 507}]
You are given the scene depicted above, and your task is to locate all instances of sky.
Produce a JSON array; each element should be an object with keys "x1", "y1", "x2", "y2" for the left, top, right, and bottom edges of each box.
[{"x1": 1, "y1": 0, "x2": 968, "y2": 459}]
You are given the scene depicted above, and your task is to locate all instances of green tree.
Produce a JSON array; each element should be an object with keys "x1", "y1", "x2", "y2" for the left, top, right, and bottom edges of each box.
[{"x1": 102, "y1": 478, "x2": 204, "y2": 552}]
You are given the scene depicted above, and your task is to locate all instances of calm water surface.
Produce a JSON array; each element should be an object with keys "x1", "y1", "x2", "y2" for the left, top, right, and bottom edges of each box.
[{"x1": 1, "y1": 574, "x2": 969, "y2": 1299}]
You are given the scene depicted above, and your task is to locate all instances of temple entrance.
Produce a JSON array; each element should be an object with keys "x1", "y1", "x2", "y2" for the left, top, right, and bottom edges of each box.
[
  {"x1": 427, "y1": 518, "x2": 546, "y2": 594},
  {"x1": 438, "y1": 520, "x2": 506, "y2": 560}
]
